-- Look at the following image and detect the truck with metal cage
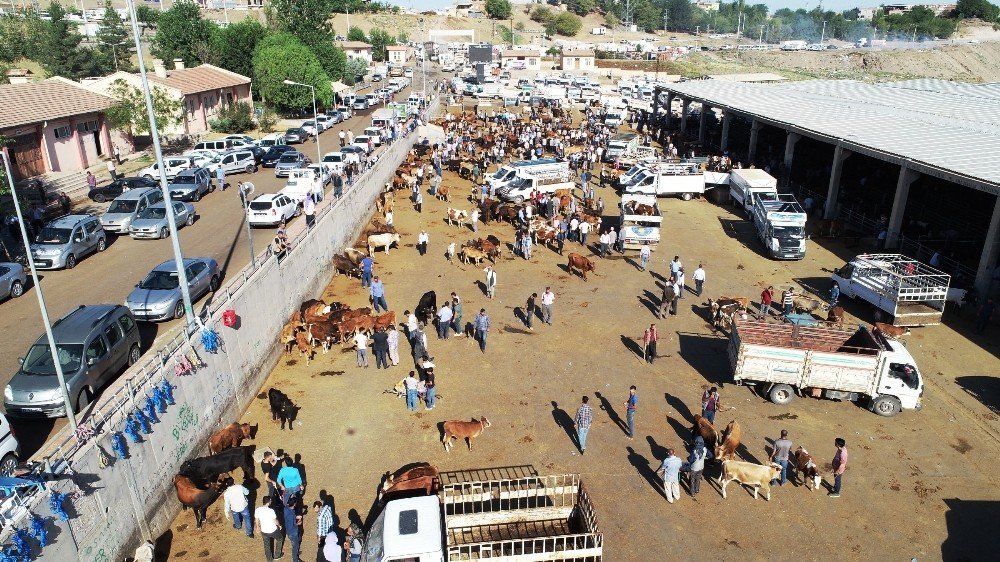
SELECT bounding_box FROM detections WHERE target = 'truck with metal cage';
[360,472,603,561]
[830,253,950,326]
[729,319,924,417]
[750,192,807,260]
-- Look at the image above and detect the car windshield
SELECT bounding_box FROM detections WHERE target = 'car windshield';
[35,227,72,245]
[108,199,138,214]
[138,270,180,290]
[249,200,274,211]
[21,343,84,376]
[137,207,167,220]
[286,129,300,135]
[278,154,299,163]
[323,155,342,162]
[774,226,805,239]
[170,175,194,184]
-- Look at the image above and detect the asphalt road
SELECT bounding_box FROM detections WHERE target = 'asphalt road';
[1,74,431,456]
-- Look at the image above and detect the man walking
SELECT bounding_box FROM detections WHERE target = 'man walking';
[353,329,369,368]
[624,385,638,440]
[770,429,793,486]
[692,263,706,296]
[524,293,537,330]
[830,437,848,498]
[255,496,284,561]
[608,227,618,254]
[451,294,463,336]
[216,165,227,191]
[339,129,346,147]
[573,396,593,454]
[436,302,452,339]
[404,371,419,412]
[670,255,682,278]
[659,279,676,319]
[643,323,658,364]
[372,327,389,369]
[579,219,591,246]
[417,230,429,256]
[701,387,721,424]
[303,193,316,228]
[760,285,774,317]
[599,230,610,257]
[687,437,709,497]
[313,501,333,547]
[484,266,497,299]
[360,255,374,288]
[541,287,555,325]
[223,478,253,537]
[474,308,491,353]
[387,325,400,366]
[783,286,795,316]
[370,276,388,313]
[521,231,533,260]
[106,158,117,181]
[655,448,683,503]
[639,242,651,271]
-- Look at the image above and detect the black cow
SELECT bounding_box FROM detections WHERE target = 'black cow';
[415,291,437,325]
[268,387,298,431]
[179,445,255,485]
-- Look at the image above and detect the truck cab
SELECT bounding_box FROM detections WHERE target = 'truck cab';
[603,133,638,162]
[750,193,807,259]
[620,194,662,250]
[363,495,443,562]
[486,158,567,194]
[729,168,778,211]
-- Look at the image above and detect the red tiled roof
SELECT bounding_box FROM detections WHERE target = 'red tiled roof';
[146,64,250,96]
[0,78,112,130]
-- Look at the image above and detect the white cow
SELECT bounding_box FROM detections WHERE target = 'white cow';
[368,232,401,255]
[718,460,781,501]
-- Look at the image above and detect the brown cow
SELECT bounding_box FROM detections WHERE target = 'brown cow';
[373,311,396,331]
[328,307,371,324]
[280,320,303,354]
[691,414,720,451]
[338,315,376,342]
[309,321,342,352]
[296,325,313,365]
[718,460,781,500]
[344,247,367,266]
[300,299,329,324]
[378,463,441,503]
[714,420,742,461]
[567,253,596,281]
[173,474,223,528]
[793,446,822,490]
[442,417,491,452]
[209,422,251,454]
[332,255,361,278]
[874,322,911,339]
[460,246,487,265]
[436,185,451,201]
[827,305,845,327]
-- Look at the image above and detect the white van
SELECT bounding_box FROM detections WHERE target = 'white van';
[371,108,395,131]
[258,133,287,148]
[487,158,569,193]
[193,139,231,155]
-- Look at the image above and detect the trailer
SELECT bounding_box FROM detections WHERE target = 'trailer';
[622,162,706,201]
[729,319,924,417]
[362,472,603,561]
[831,254,950,326]
[619,194,662,250]
[729,168,777,211]
[750,193,807,259]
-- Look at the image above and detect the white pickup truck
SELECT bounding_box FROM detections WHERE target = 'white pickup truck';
[831,253,949,326]
[279,168,324,205]
[361,472,603,562]
[729,319,924,417]
[622,162,706,201]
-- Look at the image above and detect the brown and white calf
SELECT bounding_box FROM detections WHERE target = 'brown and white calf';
[718,460,781,500]
[793,446,822,490]
[442,417,491,452]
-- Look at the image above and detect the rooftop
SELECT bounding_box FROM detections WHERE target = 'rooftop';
[0,78,112,130]
[664,79,1000,194]
[501,50,540,58]
[339,41,373,50]
[386,45,409,51]
[562,50,596,57]
[147,64,250,96]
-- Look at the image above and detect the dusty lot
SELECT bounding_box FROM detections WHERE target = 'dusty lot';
[158,132,1000,561]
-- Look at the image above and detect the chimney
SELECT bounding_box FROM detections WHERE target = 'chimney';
[153,59,167,79]
[173,58,185,70]
[6,69,32,85]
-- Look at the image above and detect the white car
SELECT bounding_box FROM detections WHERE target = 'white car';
[247,193,300,227]
[362,127,384,146]
[352,135,374,154]
[301,120,319,136]
[306,163,332,186]
[0,412,20,476]
[183,150,218,169]
[138,156,195,180]
[403,68,413,78]
[441,63,455,72]
[322,151,345,174]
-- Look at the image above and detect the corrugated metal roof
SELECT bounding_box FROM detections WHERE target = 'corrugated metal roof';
[664,79,1000,193]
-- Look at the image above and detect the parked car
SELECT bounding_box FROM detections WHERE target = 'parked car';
[124,258,220,322]
[363,127,384,146]
[284,127,308,144]
[404,68,413,78]
[192,139,231,155]
[128,201,195,240]
[0,262,27,301]
[372,73,383,82]
[340,144,366,163]
[306,163,332,186]
[247,193,300,227]
[258,133,287,148]
[4,304,142,417]
[336,105,353,120]
[30,214,106,270]
[301,120,319,136]
[167,168,213,202]
[138,156,195,180]
[0,413,20,475]
[315,114,335,130]
[87,176,157,204]
[262,145,297,167]
[352,98,369,111]
[100,187,164,234]
[210,149,258,175]
[352,135,374,154]
[274,151,310,177]
[224,134,257,146]
[321,151,345,174]
[182,149,218,169]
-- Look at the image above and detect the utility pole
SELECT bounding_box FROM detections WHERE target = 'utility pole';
[695,25,700,36]
[821,20,827,45]
[663,10,668,34]
[758,24,764,45]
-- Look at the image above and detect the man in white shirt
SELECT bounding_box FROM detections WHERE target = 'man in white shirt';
[579,220,591,246]
[692,263,706,296]
[436,303,453,340]
[223,479,253,537]
[255,496,283,560]
[403,370,420,412]
[541,287,555,325]
[417,230,429,256]
[639,243,651,271]
[670,256,682,277]
[569,217,580,241]
[353,330,369,368]
[599,231,610,257]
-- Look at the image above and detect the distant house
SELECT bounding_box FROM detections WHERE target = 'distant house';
[694,1,720,11]
[500,49,541,70]
[84,60,253,137]
[0,78,117,180]
[339,41,374,64]
[560,50,595,71]
[453,1,474,16]
[386,45,411,65]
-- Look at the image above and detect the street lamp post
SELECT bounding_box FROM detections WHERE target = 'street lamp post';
[239,182,256,267]
[283,80,323,165]
[124,0,197,329]
[1,152,77,431]
[821,21,828,46]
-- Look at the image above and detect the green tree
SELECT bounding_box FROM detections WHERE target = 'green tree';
[268,0,334,48]
[209,18,265,78]
[0,13,46,63]
[566,0,595,17]
[604,12,619,28]
[530,6,553,23]
[104,78,183,140]
[664,0,694,30]
[134,4,159,32]
[253,33,332,111]
[210,101,255,133]
[96,0,132,71]
[40,2,112,79]
[546,12,582,36]
[398,31,409,43]
[347,26,367,42]
[152,0,216,68]
[344,57,368,85]
[485,0,512,19]
[957,0,1000,21]
[368,27,396,61]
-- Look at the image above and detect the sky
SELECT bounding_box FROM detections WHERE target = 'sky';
[389,1,864,15]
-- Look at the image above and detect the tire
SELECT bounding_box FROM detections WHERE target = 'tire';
[127,344,141,366]
[514,195,524,204]
[768,383,795,406]
[872,395,901,417]
[186,214,195,227]
[144,174,153,180]
[76,388,92,413]
[173,301,185,320]
[244,164,253,173]
[293,206,302,217]
[65,254,77,269]
[97,238,107,252]
[209,275,220,292]
[0,453,17,477]
[193,191,201,202]
[93,193,107,203]
[9,280,24,298]
[160,227,169,239]
[682,192,693,201]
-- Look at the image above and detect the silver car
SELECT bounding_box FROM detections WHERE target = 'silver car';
[128,201,195,240]
[168,167,213,202]
[274,151,310,178]
[125,258,221,322]
[30,214,107,270]
[0,262,27,301]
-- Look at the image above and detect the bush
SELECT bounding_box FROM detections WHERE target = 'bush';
[210,101,256,133]
[257,108,278,133]
[546,12,582,36]
[485,0,512,19]
[530,6,553,23]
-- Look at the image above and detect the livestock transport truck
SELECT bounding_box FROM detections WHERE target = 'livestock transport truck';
[831,253,950,326]
[361,473,603,561]
[750,193,807,260]
[728,319,924,417]
[729,168,778,212]
[619,194,662,250]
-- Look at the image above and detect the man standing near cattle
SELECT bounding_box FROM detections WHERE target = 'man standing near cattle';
[770,429,793,487]
[223,477,254,538]
[692,263,706,296]
[643,323,658,364]
[370,276,388,313]
[474,308,491,352]
[451,293,463,336]
[686,437,709,497]
[254,496,284,561]
[701,387,721,424]
[360,254,374,288]
[830,437,848,498]
[574,396,594,455]
[655,448,683,503]
[436,302,453,339]
[484,266,498,300]
[541,287,555,325]
[624,386,638,440]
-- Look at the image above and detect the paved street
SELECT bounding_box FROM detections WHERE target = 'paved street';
[0,75,430,455]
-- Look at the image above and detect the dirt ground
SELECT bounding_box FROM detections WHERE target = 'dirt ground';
[157,120,1000,561]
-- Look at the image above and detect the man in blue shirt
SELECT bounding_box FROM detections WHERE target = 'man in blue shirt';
[623,385,638,440]
[474,308,490,353]
[360,255,374,288]
[655,448,683,503]
[370,276,388,313]
[276,460,302,504]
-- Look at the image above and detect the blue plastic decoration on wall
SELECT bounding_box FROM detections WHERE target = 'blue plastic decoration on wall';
[135,410,151,434]
[111,432,128,459]
[49,491,69,522]
[124,416,141,443]
[143,396,159,424]
[152,387,168,413]
[29,516,47,547]
[160,379,175,405]
[201,327,221,353]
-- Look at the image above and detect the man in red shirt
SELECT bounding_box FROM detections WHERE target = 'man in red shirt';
[760,286,774,318]
[830,437,848,498]
[643,324,658,364]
